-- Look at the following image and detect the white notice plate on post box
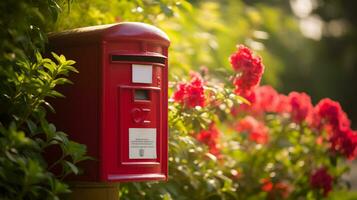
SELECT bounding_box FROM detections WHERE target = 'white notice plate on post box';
[132,64,152,84]
[129,128,157,159]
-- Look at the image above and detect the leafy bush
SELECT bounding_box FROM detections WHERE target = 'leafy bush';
[120,45,357,200]
[2,1,355,199]
[0,0,88,199]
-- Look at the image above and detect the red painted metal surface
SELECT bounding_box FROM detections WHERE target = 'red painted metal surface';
[48,22,169,182]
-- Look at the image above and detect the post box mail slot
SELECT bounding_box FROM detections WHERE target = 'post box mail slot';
[48,22,169,182]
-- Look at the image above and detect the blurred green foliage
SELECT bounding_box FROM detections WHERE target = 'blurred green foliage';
[120,67,354,199]
[48,0,357,198]
[0,0,89,199]
[53,0,357,128]
[328,190,357,200]
[1,0,355,199]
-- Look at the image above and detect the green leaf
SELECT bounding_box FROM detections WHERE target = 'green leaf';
[44,101,56,113]
[162,193,173,200]
[63,141,88,163]
[50,178,70,195]
[64,161,79,175]
[49,90,65,98]
[53,77,73,85]
[38,69,52,80]
[65,60,76,66]
[235,95,250,105]
[51,52,64,64]
[62,65,79,73]
[52,131,69,145]
[26,120,37,135]
[43,62,56,74]
[35,52,43,62]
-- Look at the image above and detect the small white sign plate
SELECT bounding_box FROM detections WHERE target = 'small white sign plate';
[132,64,152,84]
[129,128,157,159]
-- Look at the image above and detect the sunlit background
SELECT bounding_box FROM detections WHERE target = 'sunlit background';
[57,0,357,128]
[53,0,357,190]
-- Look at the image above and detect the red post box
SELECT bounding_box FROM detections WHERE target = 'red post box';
[48,22,169,182]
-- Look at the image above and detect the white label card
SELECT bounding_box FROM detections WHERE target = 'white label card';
[132,64,152,84]
[129,128,157,159]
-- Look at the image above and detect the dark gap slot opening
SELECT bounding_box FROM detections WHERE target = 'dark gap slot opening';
[111,55,165,64]
[135,89,150,101]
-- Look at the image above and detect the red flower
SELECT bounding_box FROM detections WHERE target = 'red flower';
[172,72,206,108]
[316,135,324,145]
[186,73,205,108]
[288,92,313,123]
[274,182,291,199]
[246,85,280,115]
[196,123,221,156]
[254,86,279,113]
[275,94,291,114]
[232,90,256,116]
[313,99,357,159]
[230,45,264,96]
[233,86,292,117]
[261,178,273,192]
[261,178,291,199]
[173,83,187,103]
[314,98,350,132]
[329,128,357,160]
[310,168,333,196]
[250,129,269,145]
[230,45,254,71]
[236,116,269,144]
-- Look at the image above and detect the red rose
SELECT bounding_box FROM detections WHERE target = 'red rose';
[230,45,264,96]
[233,86,292,117]
[329,128,357,160]
[172,72,206,108]
[314,98,357,159]
[185,74,205,108]
[274,182,291,199]
[261,178,291,199]
[196,123,221,156]
[310,167,333,196]
[249,85,280,115]
[236,116,269,144]
[288,92,313,123]
[275,94,291,114]
[254,85,279,113]
[173,83,187,103]
[261,178,274,192]
[314,98,350,132]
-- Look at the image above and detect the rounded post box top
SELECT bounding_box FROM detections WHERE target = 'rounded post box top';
[49,22,170,46]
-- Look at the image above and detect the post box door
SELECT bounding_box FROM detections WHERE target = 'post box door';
[118,85,162,166]
[103,52,166,180]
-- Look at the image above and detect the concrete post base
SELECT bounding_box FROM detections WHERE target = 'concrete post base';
[66,182,119,200]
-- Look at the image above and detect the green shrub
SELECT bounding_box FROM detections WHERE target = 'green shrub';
[0,1,88,199]
[120,46,357,200]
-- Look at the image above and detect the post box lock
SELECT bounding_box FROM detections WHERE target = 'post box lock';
[48,22,169,182]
